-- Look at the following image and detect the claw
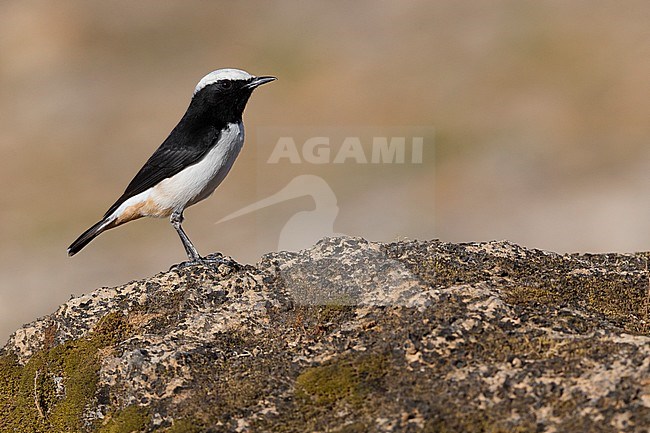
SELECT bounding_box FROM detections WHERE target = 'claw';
[168,253,239,272]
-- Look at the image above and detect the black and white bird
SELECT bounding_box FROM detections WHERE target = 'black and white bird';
[67,68,275,263]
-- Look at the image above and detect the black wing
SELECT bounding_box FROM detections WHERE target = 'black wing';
[103,125,221,218]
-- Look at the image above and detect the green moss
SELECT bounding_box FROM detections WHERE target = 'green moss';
[333,422,369,433]
[0,354,21,425]
[97,405,148,433]
[92,312,133,347]
[163,418,204,433]
[314,303,355,325]
[504,285,561,306]
[0,312,133,432]
[295,354,386,406]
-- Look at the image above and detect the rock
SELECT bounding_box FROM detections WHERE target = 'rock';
[1,236,650,432]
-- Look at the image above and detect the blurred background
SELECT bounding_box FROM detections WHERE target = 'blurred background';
[1,0,648,344]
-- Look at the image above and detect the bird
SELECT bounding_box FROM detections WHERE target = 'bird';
[67,68,276,263]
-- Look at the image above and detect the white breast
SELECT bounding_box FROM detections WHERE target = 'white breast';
[152,121,245,211]
[109,122,244,222]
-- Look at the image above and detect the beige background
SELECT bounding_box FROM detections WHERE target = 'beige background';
[1,1,649,344]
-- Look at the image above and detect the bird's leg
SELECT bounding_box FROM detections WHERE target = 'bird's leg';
[170,210,202,263]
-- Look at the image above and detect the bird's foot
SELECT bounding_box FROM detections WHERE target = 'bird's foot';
[169,260,198,271]
[201,253,240,269]
[169,252,239,272]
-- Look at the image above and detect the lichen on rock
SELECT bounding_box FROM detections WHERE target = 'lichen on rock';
[1,237,650,432]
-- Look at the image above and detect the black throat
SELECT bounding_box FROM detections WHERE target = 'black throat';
[182,82,254,129]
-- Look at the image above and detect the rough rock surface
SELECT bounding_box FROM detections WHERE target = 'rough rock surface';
[1,237,650,432]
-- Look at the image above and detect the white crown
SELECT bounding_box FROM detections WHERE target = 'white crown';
[194,68,253,95]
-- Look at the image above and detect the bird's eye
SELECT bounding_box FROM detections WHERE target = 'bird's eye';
[220,81,233,89]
